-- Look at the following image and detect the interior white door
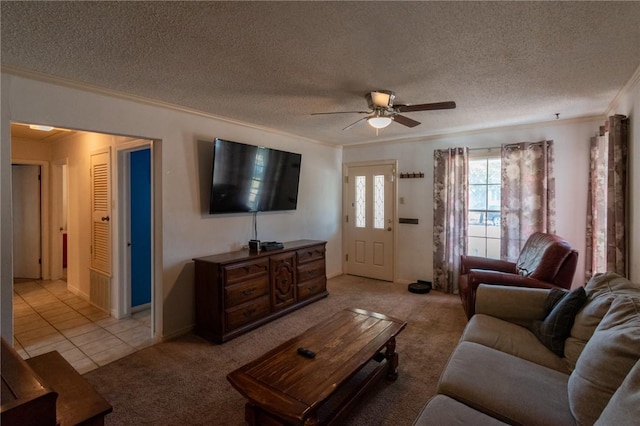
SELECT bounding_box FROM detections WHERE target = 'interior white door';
[345,164,395,281]
[12,164,42,279]
[90,150,111,275]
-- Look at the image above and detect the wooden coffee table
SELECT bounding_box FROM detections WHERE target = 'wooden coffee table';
[227,308,407,425]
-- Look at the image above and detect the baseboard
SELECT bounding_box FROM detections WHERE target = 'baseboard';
[131,303,151,313]
[67,285,89,300]
[160,324,195,343]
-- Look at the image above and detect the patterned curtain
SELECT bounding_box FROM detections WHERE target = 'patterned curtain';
[433,147,468,294]
[500,141,556,261]
[585,115,628,280]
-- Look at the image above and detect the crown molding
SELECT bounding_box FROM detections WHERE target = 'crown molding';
[606,62,640,116]
[342,115,605,150]
[1,65,340,150]
[3,65,617,151]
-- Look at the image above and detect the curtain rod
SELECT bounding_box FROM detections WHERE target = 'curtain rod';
[469,147,500,152]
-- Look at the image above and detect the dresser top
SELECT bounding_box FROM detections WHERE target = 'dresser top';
[193,239,326,264]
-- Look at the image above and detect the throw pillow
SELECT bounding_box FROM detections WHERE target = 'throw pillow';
[531,286,587,356]
[544,288,568,315]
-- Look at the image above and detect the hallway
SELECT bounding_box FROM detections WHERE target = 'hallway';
[13,279,153,374]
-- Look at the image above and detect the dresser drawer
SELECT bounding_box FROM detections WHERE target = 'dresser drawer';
[225,296,270,331]
[223,259,269,285]
[296,245,325,265]
[297,276,326,301]
[225,276,269,308]
[297,259,325,283]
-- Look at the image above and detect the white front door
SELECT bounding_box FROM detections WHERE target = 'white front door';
[345,163,395,281]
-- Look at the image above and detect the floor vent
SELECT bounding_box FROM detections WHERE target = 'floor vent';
[89,269,110,312]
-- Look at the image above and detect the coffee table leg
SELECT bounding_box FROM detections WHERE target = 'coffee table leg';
[385,337,399,381]
[245,403,258,426]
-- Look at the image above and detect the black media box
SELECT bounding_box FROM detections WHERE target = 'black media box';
[248,240,260,253]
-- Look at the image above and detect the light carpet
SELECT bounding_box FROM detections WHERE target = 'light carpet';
[84,274,467,425]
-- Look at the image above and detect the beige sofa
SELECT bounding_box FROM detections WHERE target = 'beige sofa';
[414,272,640,425]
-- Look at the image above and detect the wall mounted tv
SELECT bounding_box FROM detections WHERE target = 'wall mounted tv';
[209,138,302,214]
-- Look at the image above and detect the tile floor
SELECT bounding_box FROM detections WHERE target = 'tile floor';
[13,279,153,374]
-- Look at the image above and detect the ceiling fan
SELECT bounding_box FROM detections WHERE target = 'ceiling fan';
[311,90,456,131]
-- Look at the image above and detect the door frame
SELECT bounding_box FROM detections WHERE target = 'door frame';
[342,160,398,282]
[116,139,156,335]
[50,158,68,280]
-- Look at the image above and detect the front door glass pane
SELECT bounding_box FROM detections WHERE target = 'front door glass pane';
[355,176,366,228]
[373,175,384,229]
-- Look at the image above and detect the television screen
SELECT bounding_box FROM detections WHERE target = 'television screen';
[209,139,302,214]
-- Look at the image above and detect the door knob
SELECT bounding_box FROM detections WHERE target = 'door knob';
[387,227,392,231]
[101,216,110,222]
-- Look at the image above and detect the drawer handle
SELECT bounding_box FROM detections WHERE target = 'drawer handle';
[243,308,256,318]
[242,288,255,296]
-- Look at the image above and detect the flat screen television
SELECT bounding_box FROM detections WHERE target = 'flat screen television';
[209,138,302,214]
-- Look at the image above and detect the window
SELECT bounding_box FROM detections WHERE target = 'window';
[468,154,501,258]
[355,174,385,229]
[355,175,366,228]
[373,174,385,229]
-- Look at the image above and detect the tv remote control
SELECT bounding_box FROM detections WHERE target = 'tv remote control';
[297,347,316,359]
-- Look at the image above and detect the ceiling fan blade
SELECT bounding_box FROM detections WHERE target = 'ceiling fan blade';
[396,101,456,113]
[310,110,370,115]
[393,115,421,128]
[342,117,369,131]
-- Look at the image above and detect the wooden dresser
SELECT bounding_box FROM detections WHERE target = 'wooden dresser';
[193,240,327,343]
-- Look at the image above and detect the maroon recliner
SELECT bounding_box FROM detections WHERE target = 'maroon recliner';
[458,232,578,319]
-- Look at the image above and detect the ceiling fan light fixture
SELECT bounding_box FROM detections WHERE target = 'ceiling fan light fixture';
[370,91,392,108]
[368,115,392,129]
[29,124,54,131]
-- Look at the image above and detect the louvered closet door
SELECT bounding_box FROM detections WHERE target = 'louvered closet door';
[91,150,111,275]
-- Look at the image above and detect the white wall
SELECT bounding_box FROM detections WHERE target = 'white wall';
[1,73,343,341]
[343,118,603,289]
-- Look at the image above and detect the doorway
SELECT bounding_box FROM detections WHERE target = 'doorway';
[50,160,69,281]
[129,148,152,311]
[10,123,158,348]
[117,143,154,324]
[12,164,42,279]
[343,161,397,281]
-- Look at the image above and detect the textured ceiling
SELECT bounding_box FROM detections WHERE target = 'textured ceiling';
[2,1,640,146]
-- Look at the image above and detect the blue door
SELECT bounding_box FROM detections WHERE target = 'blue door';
[130,149,151,308]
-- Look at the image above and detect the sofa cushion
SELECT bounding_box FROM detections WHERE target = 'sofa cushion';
[586,271,640,298]
[594,359,640,425]
[568,296,640,425]
[438,342,574,425]
[475,285,549,327]
[530,286,586,356]
[413,395,509,426]
[461,314,569,373]
[564,294,614,370]
[564,272,640,370]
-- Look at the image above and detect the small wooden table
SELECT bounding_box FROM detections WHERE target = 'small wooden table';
[227,308,407,425]
[26,352,113,426]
